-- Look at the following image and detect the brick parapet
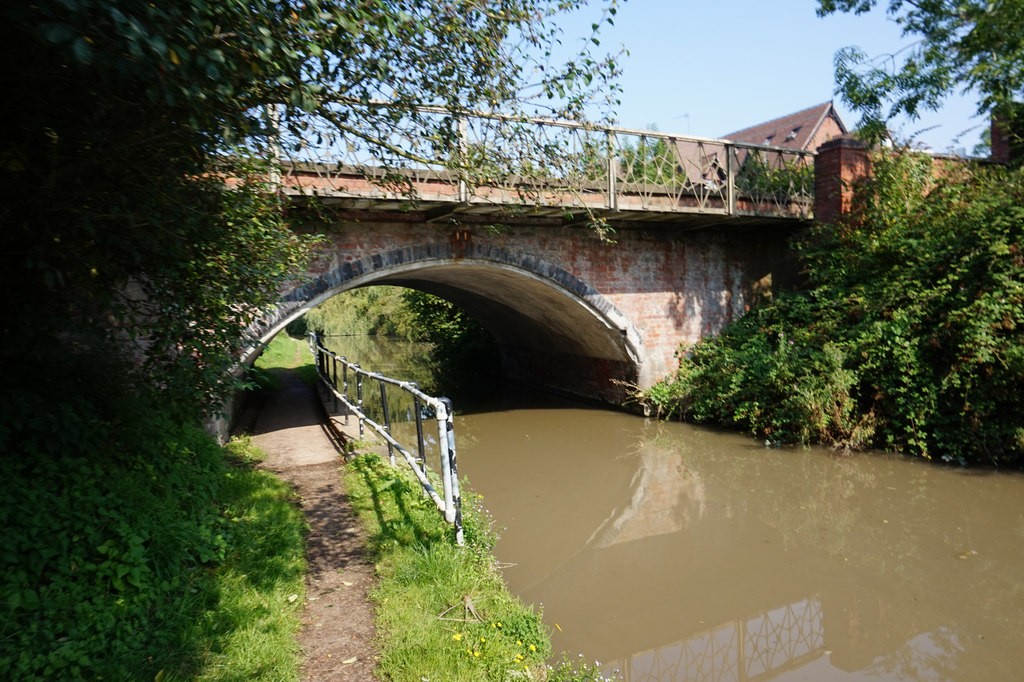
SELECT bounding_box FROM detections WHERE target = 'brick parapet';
[991,107,1024,165]
[814,136,872,225]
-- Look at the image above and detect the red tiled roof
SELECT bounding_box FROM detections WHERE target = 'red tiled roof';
[724,102,847,151]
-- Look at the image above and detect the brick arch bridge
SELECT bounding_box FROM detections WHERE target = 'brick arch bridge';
[257,213,797,404]
[252,125,859,404]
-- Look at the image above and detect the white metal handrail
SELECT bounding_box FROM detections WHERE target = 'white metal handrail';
[309,332,464,545]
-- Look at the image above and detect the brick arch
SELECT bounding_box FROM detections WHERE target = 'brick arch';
[258,245,649,404]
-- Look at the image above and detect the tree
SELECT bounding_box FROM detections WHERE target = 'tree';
[0,3,624,675]
[0,0,623,420]
[618,130,682,185]
[817,0,1024,141]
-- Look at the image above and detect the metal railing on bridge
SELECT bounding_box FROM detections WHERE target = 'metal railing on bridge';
[279,103,815,221]
[309,332,464,545]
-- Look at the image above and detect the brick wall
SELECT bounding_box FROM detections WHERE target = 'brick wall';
[282,216,794,402]
[813,136,872,224]
[991,107,1024,164]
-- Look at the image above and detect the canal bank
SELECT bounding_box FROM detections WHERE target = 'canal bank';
[321,333,1024,682]
[240,339,599,681]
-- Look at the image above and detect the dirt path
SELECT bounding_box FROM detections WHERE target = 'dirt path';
[239,369,379,681]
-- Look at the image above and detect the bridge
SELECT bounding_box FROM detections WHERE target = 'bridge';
[254,109,854,403]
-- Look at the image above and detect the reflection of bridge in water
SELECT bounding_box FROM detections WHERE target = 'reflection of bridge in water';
[495,430,966,682]
[611,597,824,682]
[582,450,827,680]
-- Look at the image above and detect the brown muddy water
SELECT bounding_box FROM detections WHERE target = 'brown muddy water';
[325,336,1024,681]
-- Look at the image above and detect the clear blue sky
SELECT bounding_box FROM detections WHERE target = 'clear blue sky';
[561,0,985,154]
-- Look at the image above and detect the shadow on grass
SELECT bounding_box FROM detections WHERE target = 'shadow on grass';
[348,454,446,554]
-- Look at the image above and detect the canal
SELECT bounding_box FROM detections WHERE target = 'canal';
[325,335,1024,681]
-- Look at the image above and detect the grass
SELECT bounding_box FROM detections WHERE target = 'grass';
[343,453,552,681]
[251,332,318,388]
[248,330,617,680]
[178,437,308,682]
[342,453,621,681]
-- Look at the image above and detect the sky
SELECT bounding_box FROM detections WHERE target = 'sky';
[559,0,986,154]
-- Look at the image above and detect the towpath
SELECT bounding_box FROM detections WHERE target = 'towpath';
[241,368,379,681]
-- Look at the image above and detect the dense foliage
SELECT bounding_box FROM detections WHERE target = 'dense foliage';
[1,0,620,676]
[647,150,1024,466]
[0,401,307,679]
[304,286,422,340]
[818,0,1024,141]
[304,286,500,394]
[401,290,502,388]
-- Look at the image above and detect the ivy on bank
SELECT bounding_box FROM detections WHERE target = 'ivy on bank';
[646,149,1024,466]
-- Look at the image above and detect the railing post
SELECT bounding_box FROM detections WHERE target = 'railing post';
[726,142,737,215]
[331,354,339,413]
[435,399,454,519]
[436,397,463,545]
[311,332,320,374]
[412,383,426,472]
[606,129,618,211]
[355,365,364,438]
[457,115,469,203]
[341,359,349,426]
[378,377,394,465]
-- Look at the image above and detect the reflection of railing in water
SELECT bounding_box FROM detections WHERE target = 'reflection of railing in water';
[309,332,463,545]
[610,598,824,682]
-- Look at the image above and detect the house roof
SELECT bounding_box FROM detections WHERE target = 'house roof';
[723,102,847,151]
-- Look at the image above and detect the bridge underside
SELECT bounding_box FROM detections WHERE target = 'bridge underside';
[376,262,639,403]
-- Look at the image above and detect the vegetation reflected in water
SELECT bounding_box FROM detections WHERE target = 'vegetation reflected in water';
[318,334,1024,681]
[461,410,1024,681]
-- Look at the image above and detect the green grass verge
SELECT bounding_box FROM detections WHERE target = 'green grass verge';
[344,454,550,680]
[251,333,318,388]
[181,437,308,682]
[343,454,618,681]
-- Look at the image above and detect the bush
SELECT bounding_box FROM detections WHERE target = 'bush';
[0,354,305,679]
[647,149,1024,465]
[648,293,867,449]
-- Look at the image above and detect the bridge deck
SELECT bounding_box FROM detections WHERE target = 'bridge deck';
[279,112,815,227]
[282,163,813,228]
